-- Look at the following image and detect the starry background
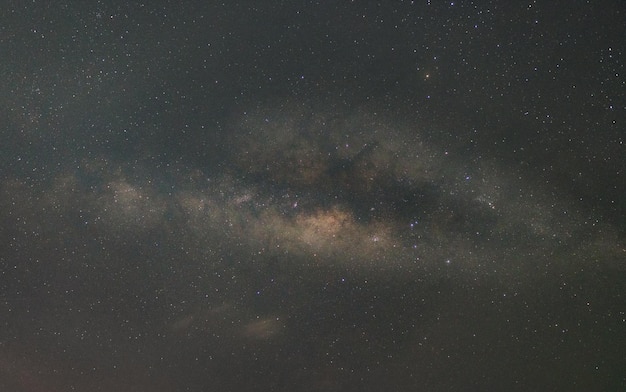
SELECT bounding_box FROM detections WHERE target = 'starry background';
[1,1,625,391]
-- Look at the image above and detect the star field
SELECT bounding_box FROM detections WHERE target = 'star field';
[0,1,625,391]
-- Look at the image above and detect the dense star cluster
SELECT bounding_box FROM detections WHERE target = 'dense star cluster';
[1,1,625,391]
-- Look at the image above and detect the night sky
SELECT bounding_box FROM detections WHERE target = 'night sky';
[1,1,625,391]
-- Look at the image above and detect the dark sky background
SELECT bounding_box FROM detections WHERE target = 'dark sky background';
[1,1,625,391]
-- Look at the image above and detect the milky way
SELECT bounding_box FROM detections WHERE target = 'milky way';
[1,1,624,391]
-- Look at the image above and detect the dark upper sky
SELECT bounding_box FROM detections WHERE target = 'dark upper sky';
[1,1,625,391]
